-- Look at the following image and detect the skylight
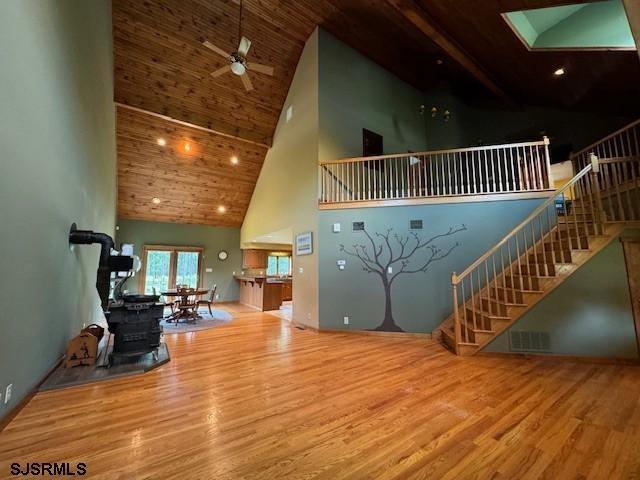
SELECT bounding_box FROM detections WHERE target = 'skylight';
[503,0,636,50]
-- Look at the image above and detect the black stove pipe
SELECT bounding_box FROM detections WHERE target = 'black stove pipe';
[69,223,114,311]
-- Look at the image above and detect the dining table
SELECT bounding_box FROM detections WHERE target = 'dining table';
[161,288,209,323]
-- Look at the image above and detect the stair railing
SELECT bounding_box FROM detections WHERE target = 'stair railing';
[450,162,602,354]
[586,155,640,223]
[319,138,552,204]
[572,119,640,170]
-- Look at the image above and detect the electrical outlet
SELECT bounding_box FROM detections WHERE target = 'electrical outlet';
[215,294,220,300]
[4,384,12,405]
[307,313,311,320]
[388,266,393,274]
[343,316,349,325]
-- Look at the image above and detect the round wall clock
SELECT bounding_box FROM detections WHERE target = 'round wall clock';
[218,250,229,261]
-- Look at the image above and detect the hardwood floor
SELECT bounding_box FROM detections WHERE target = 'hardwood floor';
[1,308,640,479]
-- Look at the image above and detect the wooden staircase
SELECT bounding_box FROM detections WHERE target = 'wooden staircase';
[438,152,639,356]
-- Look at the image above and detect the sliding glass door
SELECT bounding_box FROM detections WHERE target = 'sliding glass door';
[141,246,203,294]
[144,249,172,295]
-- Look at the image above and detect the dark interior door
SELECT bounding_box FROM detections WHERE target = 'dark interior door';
[363,128,383,157]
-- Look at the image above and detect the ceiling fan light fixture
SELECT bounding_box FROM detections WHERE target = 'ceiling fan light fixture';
[231,61,246,76]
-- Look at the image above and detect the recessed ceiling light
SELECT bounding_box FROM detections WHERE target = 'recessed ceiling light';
[152,197,161,204]
[157,138,166,146]
[184,142,191,152]
[217,205,226,213]
[554,67,566,76]
[231,155,239,165]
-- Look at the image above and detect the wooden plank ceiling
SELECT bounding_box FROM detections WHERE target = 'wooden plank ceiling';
[114,0,640,227]
[413,0,640,113]
[117,107,266,227]
[113,0,466,227]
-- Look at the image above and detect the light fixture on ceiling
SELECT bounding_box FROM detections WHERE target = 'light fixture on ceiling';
[554,67,566,77]
[184,142,191,152]
[152,197,161,204]
[231,155,239,165]
[230,61,246,76]
[157,138,166,146]
[218,205,227,213]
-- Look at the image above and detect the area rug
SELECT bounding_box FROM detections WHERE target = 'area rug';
[160,308,234,334]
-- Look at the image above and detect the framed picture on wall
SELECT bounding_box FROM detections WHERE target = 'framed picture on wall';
[295,232,313,256]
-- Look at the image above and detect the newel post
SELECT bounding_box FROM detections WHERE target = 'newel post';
[451,272,461,355]
[590,153,605,235]
[543,136,554,189]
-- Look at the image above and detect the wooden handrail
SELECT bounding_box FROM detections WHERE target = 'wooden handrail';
[320,138,549,165]
[571,118,640,160]
[453,164,593,284]
[598,155,640,164]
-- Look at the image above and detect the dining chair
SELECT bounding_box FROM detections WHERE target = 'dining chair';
[153,287,176,313]
[196,284,217,315]
[177,286,197,309]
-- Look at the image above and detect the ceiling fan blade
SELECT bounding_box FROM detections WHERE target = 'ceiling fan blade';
[246,62,274,76]
[211,65,231,78]
[240,72,254,92]
[202,40,230,59]
[237,36,252,57]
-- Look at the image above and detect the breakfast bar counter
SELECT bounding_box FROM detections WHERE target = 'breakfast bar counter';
[235,275,283,311]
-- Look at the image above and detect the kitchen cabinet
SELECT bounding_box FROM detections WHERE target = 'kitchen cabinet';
[235,276,283,311]
[242,249,267,269]
[281,281,292,301]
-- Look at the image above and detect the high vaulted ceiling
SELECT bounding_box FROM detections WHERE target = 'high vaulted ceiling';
[113,0,640,227]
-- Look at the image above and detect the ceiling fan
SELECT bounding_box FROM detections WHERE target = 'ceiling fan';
[202,0,274,92]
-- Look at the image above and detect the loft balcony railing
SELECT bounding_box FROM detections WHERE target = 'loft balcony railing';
[318,139,553,206]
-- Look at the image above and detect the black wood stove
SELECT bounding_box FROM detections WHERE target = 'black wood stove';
[108,295,163,360]
[68,224,164,365]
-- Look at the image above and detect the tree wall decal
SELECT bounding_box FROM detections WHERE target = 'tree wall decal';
[340,224,467,332]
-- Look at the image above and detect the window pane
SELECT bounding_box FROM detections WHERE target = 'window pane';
[176,251,200,288]
[267,256,278,276]
[278,256,291,275]
[145,250,171,294]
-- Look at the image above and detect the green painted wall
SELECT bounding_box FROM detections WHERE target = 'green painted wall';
[241,28,319,328]
[318,29,428,161]
[485,230,640,359]
[318,199,543,333]
[0,1,116,419]
[540,0,634,48]
[116,219,242,301]
[424,86,633,152]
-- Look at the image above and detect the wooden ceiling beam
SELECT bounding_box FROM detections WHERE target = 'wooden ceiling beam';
[386,0,514,104]
[115,103,271,149]
[623,0,640,62]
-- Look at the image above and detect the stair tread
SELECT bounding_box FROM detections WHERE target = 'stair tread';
[441,328,479,347]
[480,296,527,307]
[466,307,511,320]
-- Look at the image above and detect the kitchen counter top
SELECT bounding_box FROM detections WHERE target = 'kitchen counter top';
[236,275,283,311]
[234,275,265,283]
[266,277,292,283]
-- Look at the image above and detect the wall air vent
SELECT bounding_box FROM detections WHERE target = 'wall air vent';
[509,330,551,352]
[410,220,423,230]
[352,222,365,231]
